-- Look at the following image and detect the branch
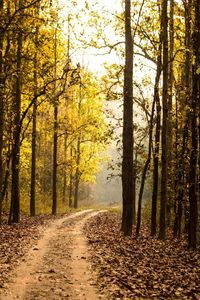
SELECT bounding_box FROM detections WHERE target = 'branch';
[133,0,145,39]
[3,0,42,34]
[134,42,157,64]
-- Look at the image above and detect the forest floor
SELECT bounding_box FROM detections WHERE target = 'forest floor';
[84,212,200,300]
[0,210,199,300]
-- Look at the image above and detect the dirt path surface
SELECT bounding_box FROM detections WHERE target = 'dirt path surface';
[0,210,104,300]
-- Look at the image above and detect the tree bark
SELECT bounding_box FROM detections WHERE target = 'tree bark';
[151,46,162,236]
[30,25,39,217]
[121,0,134,236]
[10,1,23,223]
[174,0,192,237]
[52,104,58,215]
[52,26,58,215]
[188,0,200,248]
[159,0,168,240]
[166,0,174,228]
[173,87,182,238]
[0,0,4,222]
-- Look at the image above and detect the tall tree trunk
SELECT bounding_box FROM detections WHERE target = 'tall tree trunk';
[173,86,182,238]
[151,42,162,237]
[52,105,58,215]
[62,16,70,206]
[0,0,4,222]
[30,26,39,217]
[197,2,200,247]
[52,26,58,215]
[159,0,168,240]
[136,100,155,236]
[9,1,23,223]
[166,0,174,228]
[121,0,134,236]
[174,0,192,237]
[2,2,11,207]
[188,0,200,248]
[2,1,11,206]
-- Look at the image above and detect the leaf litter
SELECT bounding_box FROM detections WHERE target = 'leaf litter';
[84,212,200,300]
[0,214,59,290]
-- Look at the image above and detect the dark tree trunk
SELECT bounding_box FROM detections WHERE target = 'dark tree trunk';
[173,84,185,239]
[121,0,134,236]
[159,0,168,240]
[2,146,11,202]
[0,0,4,222]
[173,89,181,238]
[52,27,58,216]
[136,100,155,236]
[188,0,200,248]
[174,0,191,238]
[151,42,162,237]
[30,87,37,216]
[2,2,11,206]
[166,0,174,228]
[9,8,23,223]
[30,26,39,217]
[52,105,58,215]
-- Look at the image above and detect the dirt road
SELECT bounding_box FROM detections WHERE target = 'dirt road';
[0,210,103,300]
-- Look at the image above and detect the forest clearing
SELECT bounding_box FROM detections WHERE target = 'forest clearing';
[0,0,200,299]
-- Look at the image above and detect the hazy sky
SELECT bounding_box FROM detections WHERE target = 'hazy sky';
[58,0,123,73]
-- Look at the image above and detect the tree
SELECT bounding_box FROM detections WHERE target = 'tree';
[151,40,162,237]
[159,0,168,240]
[73,73,82,209]
[30,6,40,217]
[52,25,58,216]
[121,0,134,236]
[173,0,192,238]
[0,0,111,220]
[0,0,4,221]
[188,0,200,248]
[9,0,23,224]
[166,0,174,228]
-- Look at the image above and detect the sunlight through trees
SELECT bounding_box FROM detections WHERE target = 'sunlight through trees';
[0,0,199,249]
